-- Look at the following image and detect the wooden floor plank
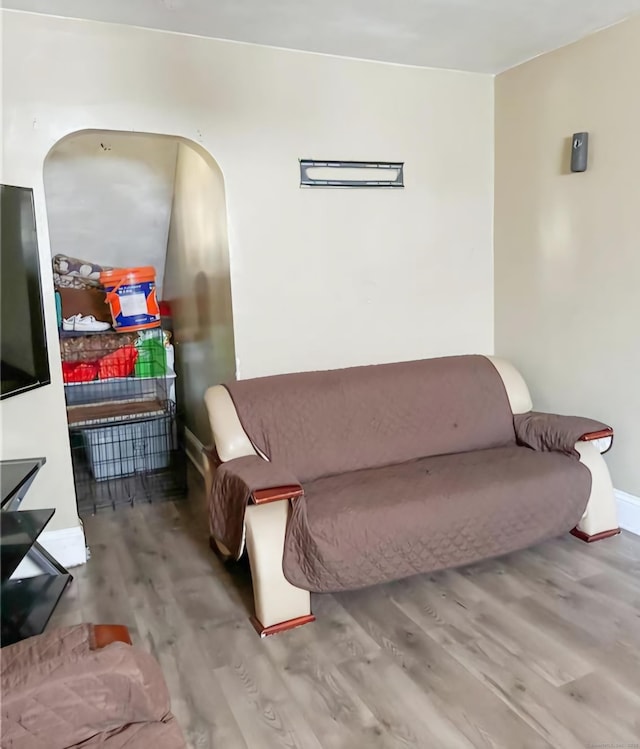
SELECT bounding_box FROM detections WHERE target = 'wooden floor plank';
[49,474,640,749]
[338,652,478,748]
[266,648,392,749]
[559,671,640,742]
[215,654,325,749]
[339,589,554,749]
[440,632,629,749]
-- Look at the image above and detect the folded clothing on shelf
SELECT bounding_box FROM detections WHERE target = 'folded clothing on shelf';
[53,253,110,289]
[60,332,138,363]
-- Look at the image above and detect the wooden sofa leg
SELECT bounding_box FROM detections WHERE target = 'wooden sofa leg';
[244,502,314,637]
[570,527,620,543]
[249,614,316,637]
[573,442,620,543]
[92,625,132,649]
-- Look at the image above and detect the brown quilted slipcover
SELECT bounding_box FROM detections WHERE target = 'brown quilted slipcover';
[211,455,301,558]
[1,625,185,749]
[514,411,612,456]
[225,355,516,482]
[210,355,600,592]
[282,446,591,592]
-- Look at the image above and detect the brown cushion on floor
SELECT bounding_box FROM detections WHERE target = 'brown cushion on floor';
[1,642,175,749]
[1,624,93,693]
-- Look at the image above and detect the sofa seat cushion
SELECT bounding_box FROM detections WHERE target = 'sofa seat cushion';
[282,446,592,592]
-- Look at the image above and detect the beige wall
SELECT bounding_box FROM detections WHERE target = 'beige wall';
[495,16,640,496]
[0,191,79,531]
[0,10,494,528]
[163,141,236,445]
[44,131,178,296]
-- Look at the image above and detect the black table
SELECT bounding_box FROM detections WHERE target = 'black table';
[1,458,72,646]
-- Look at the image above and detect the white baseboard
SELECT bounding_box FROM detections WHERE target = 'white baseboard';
[184,426,206,477]
[11,524,88,578]
[616,489,640,536]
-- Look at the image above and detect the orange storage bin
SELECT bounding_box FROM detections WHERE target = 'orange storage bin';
[100,267,161,333]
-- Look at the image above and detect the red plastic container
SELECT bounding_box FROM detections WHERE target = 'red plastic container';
[62,361,99,383]
[98,346,138,379]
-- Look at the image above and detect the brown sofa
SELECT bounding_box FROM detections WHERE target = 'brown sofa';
[204,355,619,636]
[1,624,186,748]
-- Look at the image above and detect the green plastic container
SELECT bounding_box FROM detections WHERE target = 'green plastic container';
[134,336,166,378]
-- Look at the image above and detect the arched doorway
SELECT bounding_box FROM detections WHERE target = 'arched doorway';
[44,130,235,515]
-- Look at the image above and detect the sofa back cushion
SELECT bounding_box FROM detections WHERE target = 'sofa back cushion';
[225,355,515,482]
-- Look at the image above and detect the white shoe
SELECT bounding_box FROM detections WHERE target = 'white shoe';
[62,314,111,332]
[62,314,79,330]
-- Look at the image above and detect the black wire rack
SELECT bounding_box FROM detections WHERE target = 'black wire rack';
[61,329,186,516]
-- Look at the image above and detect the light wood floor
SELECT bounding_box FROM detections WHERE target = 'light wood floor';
[51,473,640,749]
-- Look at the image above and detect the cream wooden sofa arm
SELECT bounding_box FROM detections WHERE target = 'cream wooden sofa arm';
[572,437,619,541]
[245,501,315,636]
[204,385,314,636]
[487,356,619,542]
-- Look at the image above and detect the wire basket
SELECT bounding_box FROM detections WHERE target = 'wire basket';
[62,328,186,515]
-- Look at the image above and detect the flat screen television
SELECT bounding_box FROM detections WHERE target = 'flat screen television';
[1,184,51,399]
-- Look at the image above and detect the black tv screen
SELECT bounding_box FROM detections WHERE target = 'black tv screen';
[1,184,51,399]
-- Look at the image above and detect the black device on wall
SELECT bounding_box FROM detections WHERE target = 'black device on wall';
[1,185,51,399]
[571,132,589,172]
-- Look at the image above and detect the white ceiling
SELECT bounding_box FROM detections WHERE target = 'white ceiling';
[5,0,640,73]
